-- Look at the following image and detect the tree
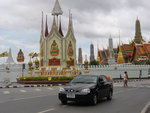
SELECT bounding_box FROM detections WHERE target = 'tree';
[132,60,140,65]
[89,60,99,65]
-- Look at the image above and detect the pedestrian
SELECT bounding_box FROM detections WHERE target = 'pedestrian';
[123,71,128,87]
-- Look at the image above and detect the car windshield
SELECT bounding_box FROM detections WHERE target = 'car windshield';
[71,76,97,84]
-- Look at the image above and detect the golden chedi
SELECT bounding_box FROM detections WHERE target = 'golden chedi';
[17,49,25,62]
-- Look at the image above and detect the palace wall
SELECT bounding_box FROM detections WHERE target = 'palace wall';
[0,64,149,82]
[79,64,150,78]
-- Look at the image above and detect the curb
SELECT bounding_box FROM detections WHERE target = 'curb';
[0,79,147,89]
[0,84,61,89]
[113,79,144,83]
[141,101,150,113]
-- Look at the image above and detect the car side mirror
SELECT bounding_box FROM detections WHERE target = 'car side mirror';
[98,78,104,85]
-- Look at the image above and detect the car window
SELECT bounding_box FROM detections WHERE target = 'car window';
[71,76,98,84]
[102,75,108,82]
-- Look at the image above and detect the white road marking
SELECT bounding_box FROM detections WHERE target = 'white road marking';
[141,101,150,113]
[35,88,41,91]
[47,87,53,90]
[3,91,10,94]
[38,108,55,113]
[113,91,124,95]
[127,88,138,91]
[62,105,67,108]
[20,90,27,93]
[0,94,52,104]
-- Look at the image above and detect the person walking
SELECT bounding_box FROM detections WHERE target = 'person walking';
[123,71,128,87]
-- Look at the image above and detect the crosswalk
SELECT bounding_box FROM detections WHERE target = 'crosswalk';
[0,87,57,95]
[3,91,10,94]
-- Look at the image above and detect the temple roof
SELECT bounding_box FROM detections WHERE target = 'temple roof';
[143,43,150,54]
[135,44,147,56]
[48,16,63,38]
[121,44,134,56]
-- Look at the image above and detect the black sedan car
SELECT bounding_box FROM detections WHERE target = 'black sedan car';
[58,74,113,105]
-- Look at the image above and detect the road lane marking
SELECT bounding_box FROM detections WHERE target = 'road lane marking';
[20,90,27,93]
[62,105,67,108]
[113,91,124,95]
[35,88,41,91]
[47,87,53,90]
[3,91,10,94]
[38,108,55,113]
[0,94,55,104]
[127,88,138,91]
[141,101,150,113]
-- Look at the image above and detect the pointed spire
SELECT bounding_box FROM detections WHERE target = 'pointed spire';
[49,16,63,38]
[134,18,144,44]
[50,16,57,32]
[52,0,63,16]
[135,18,142,38]
[45,15,49,37]
[117,37,124,64]
[119,31,121,46]
[6,48,15,64]
[40,11,44,37]
[59,17,64,36]
[66,10,74,36]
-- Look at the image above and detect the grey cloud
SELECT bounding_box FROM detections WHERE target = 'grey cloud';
[0,0,150,62]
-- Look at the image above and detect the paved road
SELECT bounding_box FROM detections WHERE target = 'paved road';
[0,80,149,113]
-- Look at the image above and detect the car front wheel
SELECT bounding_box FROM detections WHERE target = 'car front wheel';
[107,90,112,100]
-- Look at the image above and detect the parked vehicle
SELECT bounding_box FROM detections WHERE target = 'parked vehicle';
[58,74,113,105]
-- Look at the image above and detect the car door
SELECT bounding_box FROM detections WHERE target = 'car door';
[101,75,110,97]
[97,76,105,98]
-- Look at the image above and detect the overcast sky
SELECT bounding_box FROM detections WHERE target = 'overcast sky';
[0,0,150,63]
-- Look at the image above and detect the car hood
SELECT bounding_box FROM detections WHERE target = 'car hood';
[64,83,96,90]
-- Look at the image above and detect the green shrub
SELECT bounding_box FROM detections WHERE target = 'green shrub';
[17,76,75,82]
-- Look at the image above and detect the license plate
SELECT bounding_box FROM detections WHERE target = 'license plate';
[67,93,75,98]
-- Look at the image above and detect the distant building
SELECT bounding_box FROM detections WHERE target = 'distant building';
[78,48,83,64]
[90,43,95,62]
[6,48,15,64]
[97,18,150,65]
[108,36,116,64]
[119,18,150,64]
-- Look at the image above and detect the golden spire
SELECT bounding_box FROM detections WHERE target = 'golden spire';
[117,34,125,64]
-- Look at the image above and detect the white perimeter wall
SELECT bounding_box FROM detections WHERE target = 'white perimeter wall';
[0,64,149,82]
[79,64,150,78]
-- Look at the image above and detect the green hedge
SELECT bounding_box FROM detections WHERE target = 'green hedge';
[17,76,75,82]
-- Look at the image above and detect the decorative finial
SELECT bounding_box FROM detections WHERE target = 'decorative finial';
[52,0,63,16]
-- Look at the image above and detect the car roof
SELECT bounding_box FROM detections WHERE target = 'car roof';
[78,74,104,77]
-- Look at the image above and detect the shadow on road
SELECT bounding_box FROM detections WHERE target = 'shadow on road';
[61,98,113,107]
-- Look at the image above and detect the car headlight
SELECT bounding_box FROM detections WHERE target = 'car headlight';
[81,88,90,93]
[59,87,65,92]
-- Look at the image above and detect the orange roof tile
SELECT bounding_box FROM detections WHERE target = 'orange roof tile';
[136,45,147,56]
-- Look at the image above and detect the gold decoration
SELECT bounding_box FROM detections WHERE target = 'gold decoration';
[34,58,39,70]
[28,60,33,71]
[68,41,73,56]
[17,49,25,62]
[50,40,59,56]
